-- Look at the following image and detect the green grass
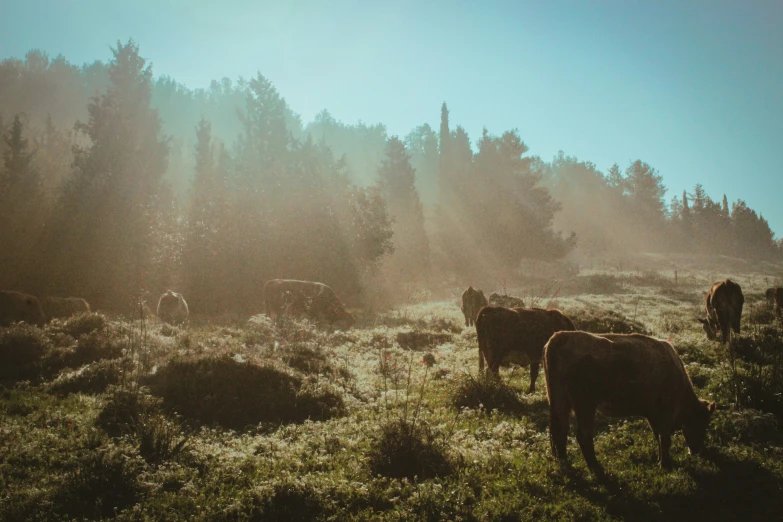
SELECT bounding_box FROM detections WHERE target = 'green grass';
[2,266,783,521]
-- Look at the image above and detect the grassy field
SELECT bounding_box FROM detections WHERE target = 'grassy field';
[2,264,783,521]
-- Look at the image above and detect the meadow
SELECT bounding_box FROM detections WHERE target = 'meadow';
[2,259,783,521]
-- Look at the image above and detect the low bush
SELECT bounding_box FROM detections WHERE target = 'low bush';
[97,387,162,437]
[568,308,649,335]
[47,359,122,396]
[0,323,51,381]
[59,312,107,338]
[451,373,524,414]
[395,330,453,351]
[146,355,345,429]
[367,418,452,480]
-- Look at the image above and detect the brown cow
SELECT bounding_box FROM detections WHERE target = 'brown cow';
[42,296,91,321]
[263,279,355,329]
[461,286,488,327]
[0,290,46,327]
[765,287,783,313]
[488,292,525,308]
[698,279,744,343]
[544,331,715,474]
[476,306,575,393]
[157,290,189,325]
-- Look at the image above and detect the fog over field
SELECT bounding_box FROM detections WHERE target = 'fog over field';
[1,2,783,521]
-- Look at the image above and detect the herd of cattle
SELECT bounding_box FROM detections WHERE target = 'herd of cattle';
[1,277,781,474]
[461,278,777,474]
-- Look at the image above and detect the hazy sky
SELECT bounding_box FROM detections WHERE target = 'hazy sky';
[2,0,782,234]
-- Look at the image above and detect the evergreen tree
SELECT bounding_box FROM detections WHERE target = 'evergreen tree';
[378,136,430,281]
[35,40,170,307]
[0,114,45,288]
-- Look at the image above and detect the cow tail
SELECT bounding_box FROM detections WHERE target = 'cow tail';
[544,332,570,460]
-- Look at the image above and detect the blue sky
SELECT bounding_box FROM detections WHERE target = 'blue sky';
[2,0,782,234]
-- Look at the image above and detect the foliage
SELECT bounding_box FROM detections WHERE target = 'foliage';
[568,308,649,335]
[0,323,51,381]
[146,355,345,429]
[450,373,525,414]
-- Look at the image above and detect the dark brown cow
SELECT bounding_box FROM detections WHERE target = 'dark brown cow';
[765,287,783,313]
[461,286,488,327]
[544,331,715,474]
[42,296,91,321]
[698,279,744,343]
[0,290,46,327]
[488,292,525,308]
[476,306,575,393]
[157,290,189,325]
[263,279,355,329]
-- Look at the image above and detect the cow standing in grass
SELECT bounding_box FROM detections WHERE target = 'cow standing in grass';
[698,279,744,343]
[157,290,189,325]
[461,286,487,327]
[0,290,46,327]
[476,306,574,393]
[263,279,355,329]
[42,296,91,321]
[544,331,715,474]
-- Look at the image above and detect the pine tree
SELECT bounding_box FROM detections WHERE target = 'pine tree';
[378,136,430,281]
[35,40,170,307]
[0,115,45,288]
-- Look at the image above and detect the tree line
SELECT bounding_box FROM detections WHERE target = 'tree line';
[0,42,779,312]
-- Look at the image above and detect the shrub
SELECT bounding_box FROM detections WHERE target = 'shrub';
[97,387,161,437]
[0,323,51,381]
[48,359,122,396]
[450,373,524,414]
[395,330,453,351]
[746,303,778,327]
[367,418,452,480]
[568,308,649,335]
[146,355,344,429]
[60,312,107,338]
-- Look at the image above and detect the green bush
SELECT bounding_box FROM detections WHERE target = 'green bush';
[146,355,345,429]
[569,308,649,335]
[0,323,51,381]
[367,418,452,480]
[60,312,107,338]
[48,359,122,396]
[97,387,161,437]
[451,373,524,414]
[395,330,453,351]
[711,409,782,447]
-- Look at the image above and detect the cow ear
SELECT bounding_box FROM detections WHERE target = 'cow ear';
[708,402,716,413]
[697,318,707,324]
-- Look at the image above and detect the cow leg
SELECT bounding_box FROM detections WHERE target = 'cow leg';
[527,360,540,394]
[549,402,570,464]
[575,407,603,476]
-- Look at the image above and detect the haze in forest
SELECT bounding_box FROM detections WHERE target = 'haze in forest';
[1,1,782,313]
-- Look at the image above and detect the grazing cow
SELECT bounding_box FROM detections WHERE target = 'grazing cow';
[461,286,488,327]
[42,296,91,321]
[544,331,715,474]
[765,287,783,312]
[476,306,575,393]
[488,292,525,308]
[157,290,189,325]
[0,290,46,327]
[698,279,744,343]
[263,279,355,329]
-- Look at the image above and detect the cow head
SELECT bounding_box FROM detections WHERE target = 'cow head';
[698,317,718,340]
[682,400,716,456]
